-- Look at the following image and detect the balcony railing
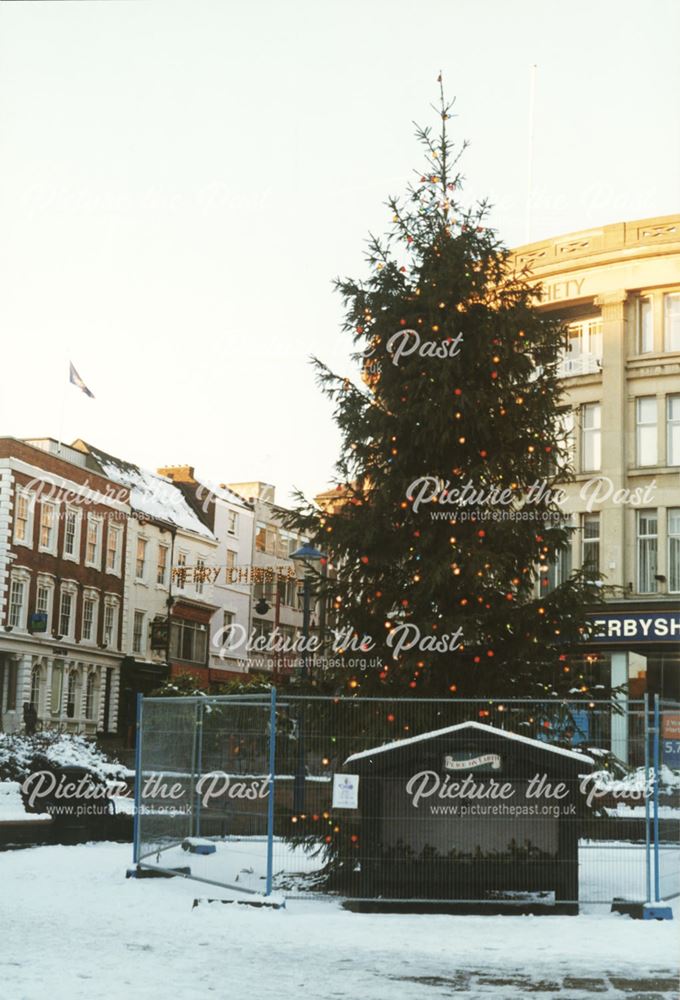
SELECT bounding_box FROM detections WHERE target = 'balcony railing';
[557,352,602,378]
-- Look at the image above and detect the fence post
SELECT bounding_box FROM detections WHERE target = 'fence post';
[132,692,143,865]
[194,699,204,839]
[644,692,651,904]
[265,685,277,897]
[653,693,660,903]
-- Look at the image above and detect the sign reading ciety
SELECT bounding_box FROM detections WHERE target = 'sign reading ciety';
[443,753,502,772]
[537,277,587,303]
[585,611,680,644]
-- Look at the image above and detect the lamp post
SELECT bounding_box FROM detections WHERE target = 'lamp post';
[290,543,325,681]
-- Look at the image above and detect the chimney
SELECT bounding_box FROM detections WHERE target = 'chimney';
[158,465,195,483]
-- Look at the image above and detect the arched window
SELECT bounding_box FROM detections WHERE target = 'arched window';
[66,670,78,719]
[30,666,41,711]
[85,672,97,721]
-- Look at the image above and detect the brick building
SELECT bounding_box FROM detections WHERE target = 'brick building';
[0,438,129,735]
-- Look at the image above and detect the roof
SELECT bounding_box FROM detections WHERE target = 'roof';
[345,721,594,766]
[73,441,215,539]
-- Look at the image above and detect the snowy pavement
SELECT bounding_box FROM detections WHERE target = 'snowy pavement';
[0,842,678,1000]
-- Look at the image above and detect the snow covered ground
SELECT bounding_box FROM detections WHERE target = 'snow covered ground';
[0,841,678,999]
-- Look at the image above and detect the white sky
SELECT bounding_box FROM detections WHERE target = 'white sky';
[1,0,678,504]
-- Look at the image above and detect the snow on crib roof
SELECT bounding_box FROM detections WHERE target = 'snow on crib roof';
[80,443,215,538]
[345,721,594,765]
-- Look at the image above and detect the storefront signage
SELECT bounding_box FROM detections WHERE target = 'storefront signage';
[443,753,502,772]
[585,611,680,644]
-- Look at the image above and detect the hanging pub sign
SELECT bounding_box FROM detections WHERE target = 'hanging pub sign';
[150,619,170,650]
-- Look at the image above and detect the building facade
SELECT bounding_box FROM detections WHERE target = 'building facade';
[513,214,680,727]
[0,439,128,736]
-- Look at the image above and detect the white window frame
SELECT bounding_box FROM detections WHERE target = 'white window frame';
[136,537,148,582]
[84,671,97,721]
[667,395,680,467]
[664,292,680,352]
[227,510,238,536]
[30,665,43,714]
[13,487,35,549]
[636,396,658,467]
[58,583,78,640]
[637,510,658,594]
[105,523,123,576]
[175,551,188,591]
[8,570,30,630]
[157,544,169,586]
[81,590,99,644]
[35,575,55,635]
[103,597,120,649]
[66,669,79,720]
[195,557,205,595]
[38,500,58,555]
[225,549,236,571]
[132,610,146,655]
[638,297,654,354]
[581,514,600,582]
[63,506,81,562]
[581,403,601,472]
[85,514,103,569]
[668,508,680,594]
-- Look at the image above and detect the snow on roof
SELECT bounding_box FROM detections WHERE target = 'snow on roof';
[345,721,594,766]
[80,443,215,539]
[193,476,253,510]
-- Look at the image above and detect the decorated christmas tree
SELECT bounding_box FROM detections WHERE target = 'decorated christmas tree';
[291,81,602,699]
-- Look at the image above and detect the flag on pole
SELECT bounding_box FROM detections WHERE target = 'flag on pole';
[69,362,95,399]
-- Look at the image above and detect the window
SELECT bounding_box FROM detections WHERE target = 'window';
[6,662,18,711]
[255,522,267,553]
[136,538,147,581]
[82,596,97,642]
[169,620,207,664]
[636,397,657,467]
[225,549,236,571]
[540,541,572,595]
[85,673,96,720]
[85,515,103,567]
[195,558,205,595]
[560,318,602,376]
[664,293,680,352]
[106,525,122,573]
[36,582,52,632]
[59,589,74,638]
[63,507,80,559]
[31,666,41,711]
[581,514,600,579]
[222,610,235,631]
[555,409,575,471]
[667,395,680,466]
[133,611,146,654]
[157,544,169,585]
[39,502,57,553]
[14,489,33,546]
[638,298,653,353]
[103,600,119,648]
[51,663,64,717]
[637,510,658,594]
[669,509,680,594]
[66,671,77,719]
[581,403,601,471]
[9,577,27,629]
[176,551,187,590]
[227,510,238,536]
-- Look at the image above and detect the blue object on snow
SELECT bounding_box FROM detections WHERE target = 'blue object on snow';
[642,904,674,921]
[182,838,216,855]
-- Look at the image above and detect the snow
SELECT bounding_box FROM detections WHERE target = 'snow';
[346,721,594,766]
[0,732,127,783]
[0,841,678,1000]
[83,443,214,538]
[0,781,51,822]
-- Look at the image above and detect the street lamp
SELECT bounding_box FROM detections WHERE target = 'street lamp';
[290,543,325,680]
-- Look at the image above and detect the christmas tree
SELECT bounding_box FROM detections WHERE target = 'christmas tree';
[292,81,602,699]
